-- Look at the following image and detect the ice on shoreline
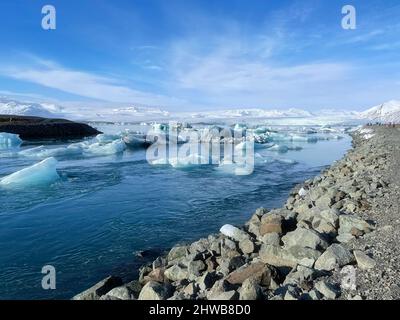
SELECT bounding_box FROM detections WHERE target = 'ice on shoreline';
[0,157,60,188]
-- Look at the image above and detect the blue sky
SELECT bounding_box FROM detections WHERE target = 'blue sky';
[0,0,399,111]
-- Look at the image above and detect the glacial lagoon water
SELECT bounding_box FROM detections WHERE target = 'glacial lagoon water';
[0,124,351,299]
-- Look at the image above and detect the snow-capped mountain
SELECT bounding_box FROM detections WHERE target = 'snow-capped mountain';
[186,108,313,119]
[2,95,399,124]
[0,97,63,118]
[88,105,170,122]
[360,100,400,123]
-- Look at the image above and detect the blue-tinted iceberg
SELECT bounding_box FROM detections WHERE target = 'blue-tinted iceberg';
[169,154,206,168]
[123,133,150,148]
[84,140,126,156]
[0,157,60,188]
[19,145,83,158]
[0,133,22,149]
[95,133,121,143]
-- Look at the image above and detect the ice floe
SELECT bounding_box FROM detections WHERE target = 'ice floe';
[0,157,60,188]
[19,145,83,158]
[95,133,122,143]
[83,139,126,156]
[0,133,22,149]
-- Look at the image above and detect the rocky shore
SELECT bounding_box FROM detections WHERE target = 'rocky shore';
[0,115,100,140]
[73,125,399,300]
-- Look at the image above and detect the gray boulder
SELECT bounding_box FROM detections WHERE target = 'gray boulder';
[188,260,206,278]
[164,265,189,282]
[72,276,123,300]
[354,250,376,270]
[168,245,188,263]
[209,290,239,300]
[259,244,321,268]
[239,278,262,300]
[338,215,374,236]
[101,285,136,300]
[239,238,256,254]
[314,280,340,300]
[260,232,280,246]
[225,261,273,287]
[315,244,355,271]
[282,227,329,250]
[138,281,172,300]
[198,271,218,291]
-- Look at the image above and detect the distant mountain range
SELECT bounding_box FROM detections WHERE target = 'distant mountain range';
[0,97,64,118]
[1,96,400,124]
[359,100,400,123]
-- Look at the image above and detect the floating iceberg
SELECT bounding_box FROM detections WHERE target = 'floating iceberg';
[253,133,271,144]
[169,154,206,168]
[19,145,83,158]
[123,133,150,148]
[216,158,253,176]
[84,140,126,156]
[152,123,169,132]
[150,153,207,168]
[150,158,169,165]
[235,141,264,151]
[234,141,251,151]
[234,123,247,131]
[0,133,22,149]
[0,157,60,188]
[95,133,121,143]
[268,144,289,153]
[253,127,268,134]
[289,134,318,143]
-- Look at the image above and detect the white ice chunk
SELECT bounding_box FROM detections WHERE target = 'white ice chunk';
[150,158,169,165]
[363,133,375,139]
[0,132,22,149]
[169,154,206,168]
[95,133,121,143]
[268,144,289,153]
[220,224,250,242]
[216,158,253,176]
[84,140,126,156]
[359,128,373,134]
[253,127,268,134]
[0,157,60,188]
[234,123,247,131]
[19,144,83,158]
[290,134,318,143]
[298,187,308,197]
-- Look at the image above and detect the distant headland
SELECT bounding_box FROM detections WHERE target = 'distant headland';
[0,115,101,140]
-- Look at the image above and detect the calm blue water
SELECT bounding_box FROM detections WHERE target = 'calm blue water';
[0,124,351,299]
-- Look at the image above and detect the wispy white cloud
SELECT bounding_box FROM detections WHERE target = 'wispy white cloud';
[164,35,353,108]
[342,29,385,44]
[1,57,184,107]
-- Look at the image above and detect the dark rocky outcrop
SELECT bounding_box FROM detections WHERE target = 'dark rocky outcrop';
[0,115,101,140]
